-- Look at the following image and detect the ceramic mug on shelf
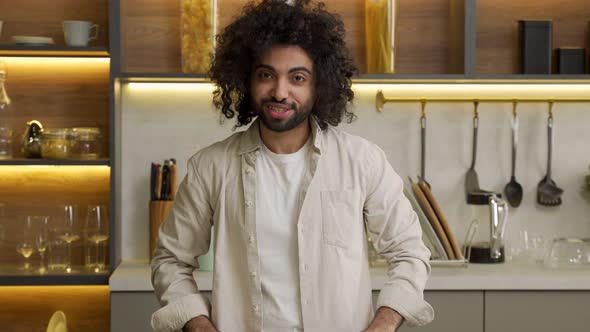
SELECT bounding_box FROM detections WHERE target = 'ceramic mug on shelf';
[63,20,99,47]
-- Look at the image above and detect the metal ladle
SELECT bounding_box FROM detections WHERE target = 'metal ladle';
[504,102,523,207]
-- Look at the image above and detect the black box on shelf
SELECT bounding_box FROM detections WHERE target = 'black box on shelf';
[518,20,552,74]
[556,48,586,74]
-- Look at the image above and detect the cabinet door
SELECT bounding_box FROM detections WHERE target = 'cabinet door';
[111,291,212,332]
[485,291,590,332]
[373,290,484,332]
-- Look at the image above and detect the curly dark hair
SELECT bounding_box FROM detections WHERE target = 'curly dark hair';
[209,0,357,130]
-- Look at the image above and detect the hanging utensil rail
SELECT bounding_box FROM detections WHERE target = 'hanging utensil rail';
[375,90,590,112]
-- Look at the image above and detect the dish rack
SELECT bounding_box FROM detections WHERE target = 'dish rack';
[430,219,479,268]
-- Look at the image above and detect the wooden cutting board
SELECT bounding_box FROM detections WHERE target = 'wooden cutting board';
[418,180,464,260]
[409,179,455,260]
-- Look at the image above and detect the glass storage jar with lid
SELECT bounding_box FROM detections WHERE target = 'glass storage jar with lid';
[71,127,101,159]
[41,128,73,159]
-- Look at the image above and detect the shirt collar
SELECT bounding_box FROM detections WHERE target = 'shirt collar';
[238,116,323,156]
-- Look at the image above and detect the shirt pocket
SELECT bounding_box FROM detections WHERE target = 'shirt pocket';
[320,189,361,249]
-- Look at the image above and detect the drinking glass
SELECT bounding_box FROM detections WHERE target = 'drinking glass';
[16,217,35,271]
[33,216,49,274]
[49,205,80,273]
[84,205,109,272]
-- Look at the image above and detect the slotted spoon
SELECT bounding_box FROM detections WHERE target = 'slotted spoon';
[537,110,563,206]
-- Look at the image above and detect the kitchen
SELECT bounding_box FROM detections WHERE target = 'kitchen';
[1,0,590,331]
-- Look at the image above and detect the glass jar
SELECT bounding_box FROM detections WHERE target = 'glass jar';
[0,62,13,159]
[365,0,397,73]
[71,127,102,159]
[41,129,73,159]
[181,0,218,73]
[0,127,12,159]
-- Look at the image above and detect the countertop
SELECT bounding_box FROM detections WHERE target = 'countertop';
[109,260,590,292]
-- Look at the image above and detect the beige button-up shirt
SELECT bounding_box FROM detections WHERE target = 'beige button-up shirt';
[151,117,434,332]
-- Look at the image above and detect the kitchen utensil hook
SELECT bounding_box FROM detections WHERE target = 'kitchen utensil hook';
[512,100,518,117]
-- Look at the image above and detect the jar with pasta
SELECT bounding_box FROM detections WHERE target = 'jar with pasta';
[365,0,397,73]
[181,0,218,73]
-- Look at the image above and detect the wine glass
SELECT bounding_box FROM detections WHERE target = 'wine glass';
[84,205,109,273]
[57,204,80,273]
[16,217,35,271]
[33,216,49,274]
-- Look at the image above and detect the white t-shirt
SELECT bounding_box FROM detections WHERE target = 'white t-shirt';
[255,138,311,332]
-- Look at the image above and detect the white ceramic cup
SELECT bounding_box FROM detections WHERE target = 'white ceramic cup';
[63,20,99,47]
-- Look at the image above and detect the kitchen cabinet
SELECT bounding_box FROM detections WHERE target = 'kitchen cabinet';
[111,290,482,331]
[485,291,590,332]
[397,291,483,332]
[0,0,113,285]
[0,0,114,329]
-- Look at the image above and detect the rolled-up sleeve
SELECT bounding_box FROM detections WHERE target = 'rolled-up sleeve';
[363,144,434,327]
[151,155,214,332]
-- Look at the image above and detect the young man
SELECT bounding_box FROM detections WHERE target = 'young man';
[151,1,434,331]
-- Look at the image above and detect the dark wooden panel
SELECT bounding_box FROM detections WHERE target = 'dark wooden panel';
[477,0,590,75]
[0,286,109,332]
[121,0,452,74]
[0,166,110,267]
[2,58,110,159]
[0,0,109,47]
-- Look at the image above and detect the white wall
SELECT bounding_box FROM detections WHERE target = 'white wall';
[120,83,590,262]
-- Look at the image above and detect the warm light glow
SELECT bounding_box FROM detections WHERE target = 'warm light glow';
[123,81,590,100]
[0,285,109,292]
[127,82,214,92]
[0,57,110,65]
[352,83,590,99]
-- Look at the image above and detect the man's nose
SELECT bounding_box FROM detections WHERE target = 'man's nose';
[272,78,289,101]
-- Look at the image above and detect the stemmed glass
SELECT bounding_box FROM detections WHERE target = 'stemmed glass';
[84,205,109,273]
[34,216,49,274]
[15,217,35,271]
[57,205,80,273]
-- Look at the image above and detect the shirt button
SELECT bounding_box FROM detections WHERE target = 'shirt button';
[253,305,259,312]
[246,200,253,208]
[250,271,257,278]
[248,235,254,244]
[246,169,254,175]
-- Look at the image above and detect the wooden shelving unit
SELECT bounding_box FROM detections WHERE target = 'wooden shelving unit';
[0,46,110,57]
[0,0,114,296]
[0,159,110,166]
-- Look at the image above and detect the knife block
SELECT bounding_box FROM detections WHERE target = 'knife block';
[149,200,174,259]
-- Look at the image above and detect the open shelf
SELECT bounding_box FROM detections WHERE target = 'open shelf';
[0,274,109,286]
[476,0,590,75]
[0,45,110,57]
[0,159,110,166]
[118,72,590,84]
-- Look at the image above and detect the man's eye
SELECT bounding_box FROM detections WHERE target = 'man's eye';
[293,75,306,83]
[258,72,273,79]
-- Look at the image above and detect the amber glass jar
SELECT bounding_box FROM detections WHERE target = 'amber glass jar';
[365,0,397,73]
[41,129,73,159]
[181,0,218,73]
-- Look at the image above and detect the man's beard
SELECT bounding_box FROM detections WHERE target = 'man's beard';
[254,97,313,133]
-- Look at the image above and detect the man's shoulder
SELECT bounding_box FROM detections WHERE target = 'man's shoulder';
[187,130,245,171]
[324,125,382,154]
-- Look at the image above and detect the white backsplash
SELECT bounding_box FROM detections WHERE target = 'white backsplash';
[119,84,590,261]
